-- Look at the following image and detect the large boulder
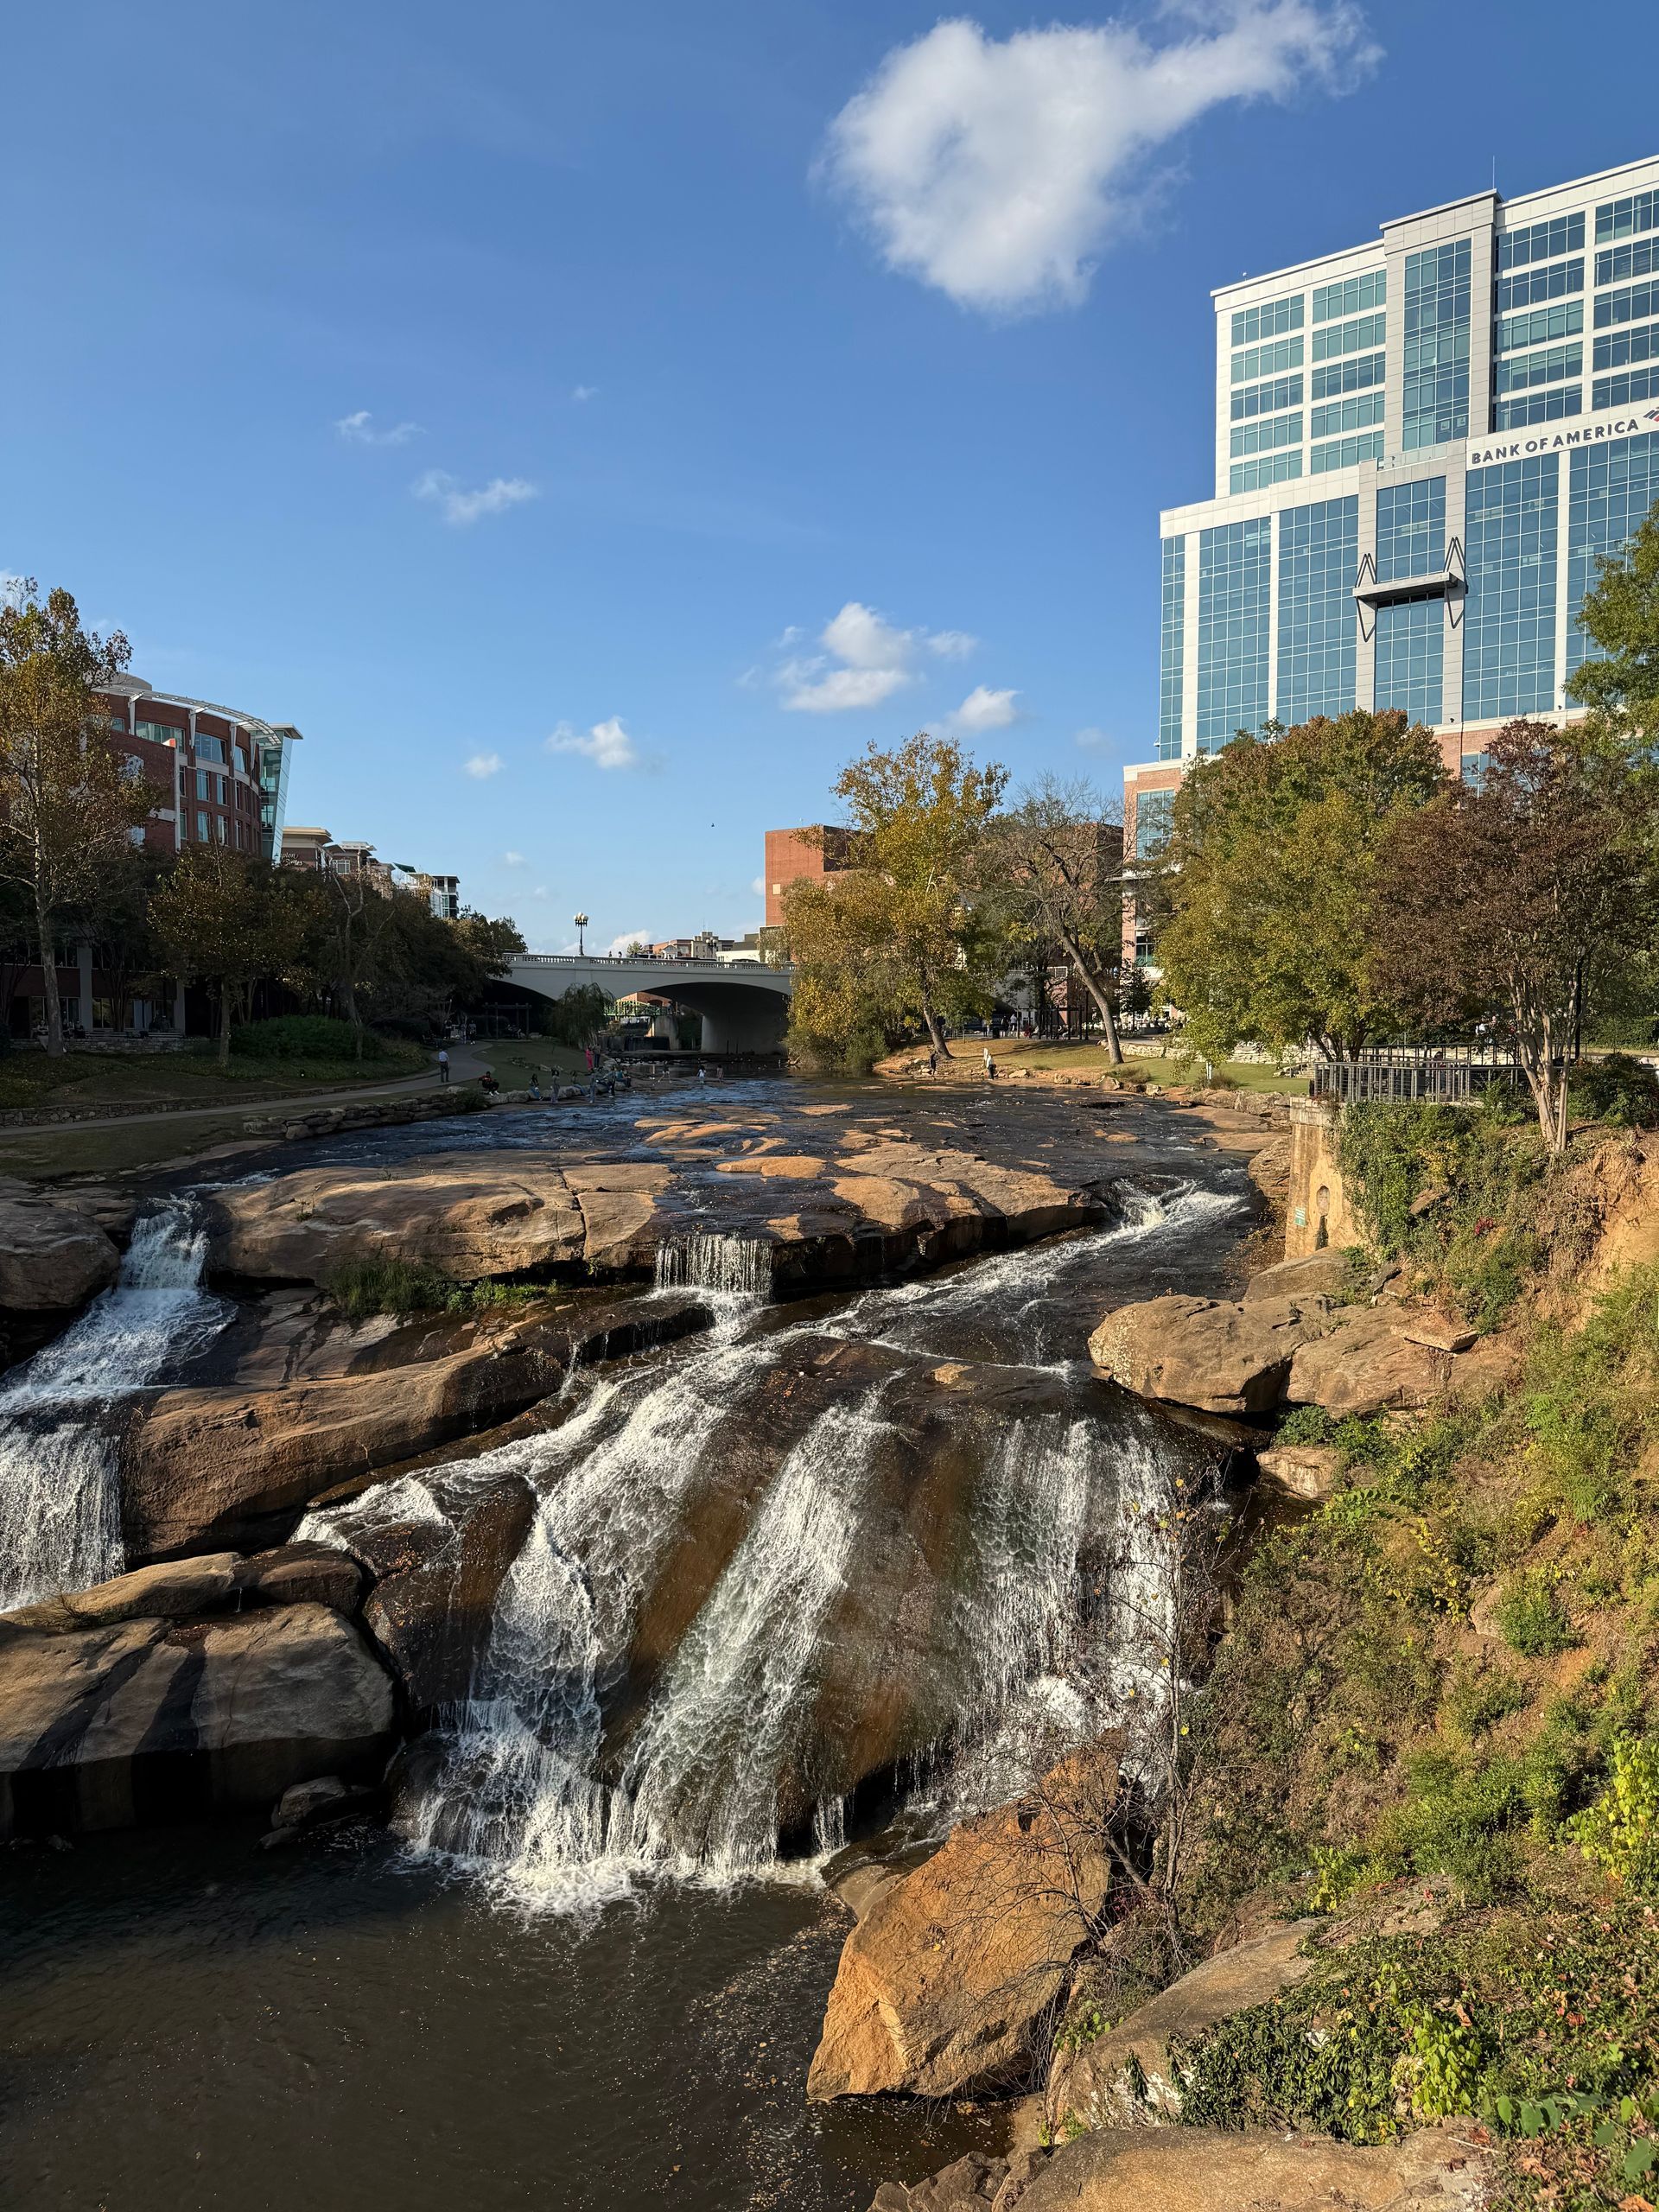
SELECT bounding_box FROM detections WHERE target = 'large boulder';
[358,1475,537,1719]
[1286,1305,1446,1417]
[0,1601,393,1837]
[1,1554,240,1634]
[1242,1249,1353,1304]
[123,1294,714,1559]
[808,1753,1116,2102]
[1087,1294,1332,1416]
[0,1185,120,1313]
[1047,1920,1319,2132]
[872,2124,1491,2212]
[208,1153,594,1283]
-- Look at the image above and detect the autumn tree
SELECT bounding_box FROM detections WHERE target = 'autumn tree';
[149,849,307,1064]
[1370,719,1659,1150]
[785,734,1007,1067]
[0,581,155,1054]
[1153,710,1446,1065]
[1567,495,1659,738]
[978,776,1128,1063]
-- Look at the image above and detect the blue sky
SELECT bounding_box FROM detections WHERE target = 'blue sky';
[3,1,1656,952]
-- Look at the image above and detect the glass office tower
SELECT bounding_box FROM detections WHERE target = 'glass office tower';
[1128,155,1659,838]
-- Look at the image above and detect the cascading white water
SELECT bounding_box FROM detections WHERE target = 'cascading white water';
[304,1173,1241,1912]
[0,1202,226,1611]
[654,1233,774,1300]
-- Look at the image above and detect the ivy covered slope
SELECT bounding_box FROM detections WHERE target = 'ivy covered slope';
[1180,1083,1659,2210]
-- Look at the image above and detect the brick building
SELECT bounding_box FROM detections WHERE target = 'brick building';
[761,825,858,928]
[96,675,301,859]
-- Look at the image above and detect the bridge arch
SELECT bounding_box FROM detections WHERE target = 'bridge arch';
[504,955,792,1055]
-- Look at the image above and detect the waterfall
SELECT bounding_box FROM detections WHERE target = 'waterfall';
[654,1233,774,1300]
[0,1202,226,1611]
[301,1173,1238,1913]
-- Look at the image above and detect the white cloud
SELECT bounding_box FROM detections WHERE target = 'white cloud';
[502,849,527,866]
[783,664,910,714]
[822,6,1379,315]
[531,886,550,899]
[750,875,766,898]
[0,571,26,607]
[464,752,504,779]
[1075,726,1109,751]
[607,929,653,954]
[777,599,978,714]
[336,409,423,446]
[571,384,599,402]
[946,683,1019,734]
[547,715,640,770]
[413,470,539,525]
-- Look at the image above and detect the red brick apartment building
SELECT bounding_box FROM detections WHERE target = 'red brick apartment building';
[761,825,858,929]
[96,673,301,859]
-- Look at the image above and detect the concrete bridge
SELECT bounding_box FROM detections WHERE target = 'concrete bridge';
[503,953,793,1054]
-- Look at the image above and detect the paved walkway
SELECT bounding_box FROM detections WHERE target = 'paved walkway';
[8,1048,493,1135]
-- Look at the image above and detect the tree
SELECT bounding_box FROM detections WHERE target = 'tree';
[787,734,1007,1065]
[1369,719,1659,1150]
[0,581,154,1055]
[149,850,307,1064]
[979,776,1128,1063]
[1153,710,1446,1065]
[1567,496,1659,737]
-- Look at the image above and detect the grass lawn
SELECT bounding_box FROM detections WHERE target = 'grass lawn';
[463,1039,588,1087]
[906,1038,1309,1096]
[0,1041,429,1114]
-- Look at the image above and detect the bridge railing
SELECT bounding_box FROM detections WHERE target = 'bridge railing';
[508,953,790,974]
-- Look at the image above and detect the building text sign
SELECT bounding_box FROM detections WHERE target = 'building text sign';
[1468,403,1659,470]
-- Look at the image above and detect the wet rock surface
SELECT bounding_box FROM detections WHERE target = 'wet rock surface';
[1087,1291,1332,1415]
[0,1601,392,1837]
[0,1181,122,1335]
[809,1754,1116,2101]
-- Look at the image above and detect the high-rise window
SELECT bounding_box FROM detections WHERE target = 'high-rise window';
[1312,270,1385,322]
[1592,322,1659,372]
[1494,258,1582,313]
[1593,365,1659,410]
[1596,237,1659,287]
[1195,518,1271,753]
[1566,432,1659,679]
[1231,296,1303,346]
[1498,213,1585,270]
[1402,239,1471,450]
[1596,189,1659,244]
[1231,373,1303,421]
[1463,454,1559,721]
[1376,479,1445,582]
[1276,498,1357,725]
[1375,600,1444,727]
[1134,789,1174,857]
[1494,387,1581,429]
[1158,537,1185,762]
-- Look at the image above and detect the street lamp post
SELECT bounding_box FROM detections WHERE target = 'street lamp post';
[574,912,588,958]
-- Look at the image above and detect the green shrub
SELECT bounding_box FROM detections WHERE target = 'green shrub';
[231,1015,399,1061]
[322,1257,547,1320]
[1493,1570,1578,1658]
[1275,1405,1337,1446]
[1573,1052,1659,1129]
[1570,1736,1659,1892]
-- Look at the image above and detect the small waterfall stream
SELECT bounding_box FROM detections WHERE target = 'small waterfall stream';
[0,1202,226,1611]
[305,1177,1242,1911]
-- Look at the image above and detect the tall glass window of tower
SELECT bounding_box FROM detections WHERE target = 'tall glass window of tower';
[1276,498,1357,724]
[1374,479,1446,728]
[1566,432,1659,679]
[1402,240,1471,449]
[1463,454,1559,721]
[1158,537,1185,760]
[1195,518,1271,753]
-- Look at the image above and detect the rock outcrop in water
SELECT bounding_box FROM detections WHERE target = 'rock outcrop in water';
[0,1587,391,1837]
[207,1125,1127,1294]
[122,1290,715,1558]
[809,1751,1116,2101]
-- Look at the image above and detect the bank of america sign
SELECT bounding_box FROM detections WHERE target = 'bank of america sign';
[1468,403,1659,470]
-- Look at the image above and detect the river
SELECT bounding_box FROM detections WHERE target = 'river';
[0,1077,1257,2210]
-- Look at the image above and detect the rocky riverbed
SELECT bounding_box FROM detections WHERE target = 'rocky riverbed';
[0,1073,1298,2210]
